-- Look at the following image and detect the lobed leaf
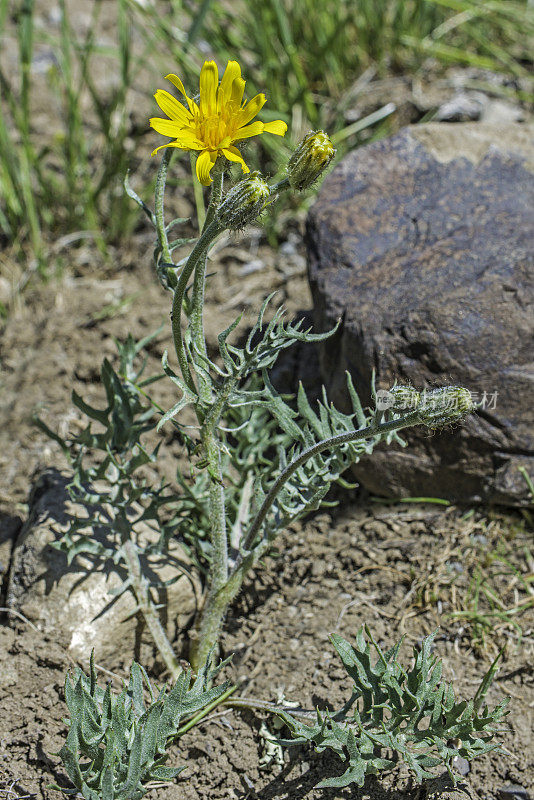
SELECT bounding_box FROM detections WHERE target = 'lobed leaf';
[57,655,231,799]
[278,628,508,789]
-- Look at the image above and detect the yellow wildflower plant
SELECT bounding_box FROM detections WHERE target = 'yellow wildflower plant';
[150,60,288,186]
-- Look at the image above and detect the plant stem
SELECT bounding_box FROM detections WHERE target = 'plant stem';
[190,171,224,402]
[171,219,222,394]
[190,542,257,673]
[202,168,224,231]
[121,538,182,680]
[165,172,229,673]
[270,176,290,193]
[189,426,228,673]
[188,373,239,672]
[223,695,317,721]
[166,172,228,673]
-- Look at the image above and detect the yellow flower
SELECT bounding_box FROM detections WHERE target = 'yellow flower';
[150,60,288,186]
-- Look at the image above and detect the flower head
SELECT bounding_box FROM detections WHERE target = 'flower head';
[287,130,336,191]
[218,172,271,229]
[150,60,287,186]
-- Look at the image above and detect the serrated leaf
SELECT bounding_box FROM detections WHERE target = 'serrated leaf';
[279,627,506,790]
[58,652,195,798]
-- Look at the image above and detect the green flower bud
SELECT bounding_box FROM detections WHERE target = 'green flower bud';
[218,172,271,230]
[418,387,475,429]
[287,130,336,191]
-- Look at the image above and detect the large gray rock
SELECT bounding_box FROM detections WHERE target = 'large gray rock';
[307,123,534,505]
[6,470,199,668]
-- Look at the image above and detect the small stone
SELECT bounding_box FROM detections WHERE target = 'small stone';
[435,91,485,121]
[453,755,470,776]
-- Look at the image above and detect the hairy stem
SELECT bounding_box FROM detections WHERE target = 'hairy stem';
[223,695,316,721]
[202,168,224,231]
[270,175,290,193]
[189,426,228,673]
[190,171,224,402]
[165,172,228,672]
[188,374,239,672]
[171,219,222,395]
[121,538,182,680]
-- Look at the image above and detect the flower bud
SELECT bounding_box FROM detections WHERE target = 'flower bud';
[218,172,271,230]
[287,131,336,191]
[418,387,475,429]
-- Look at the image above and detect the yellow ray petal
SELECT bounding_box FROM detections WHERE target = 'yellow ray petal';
[199,60,218,117]
[165,73,195,113]
[218,61,242,111]
[221,146,250,174]
[196,149,218,185]
[154,89,192,125]
[262,119,287,136]
[230,76,246,108]
[236,93,266,128]
[151,141,203,156]
[232,121,264,141]
[149,117,186,137]
[149,117,204,148]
